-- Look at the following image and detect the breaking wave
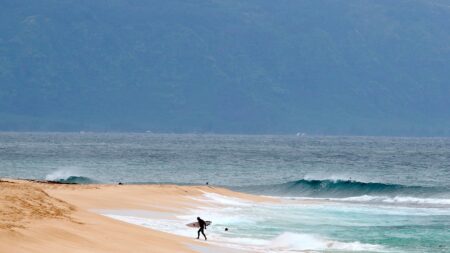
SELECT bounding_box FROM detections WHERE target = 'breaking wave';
[238,179,449,198]
[269,232,383,251]
[52,175,97,184]
[45,169,97,184]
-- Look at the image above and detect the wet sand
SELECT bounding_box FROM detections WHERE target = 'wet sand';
[0,179,266,253]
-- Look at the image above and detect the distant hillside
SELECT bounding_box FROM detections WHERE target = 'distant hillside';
[1,0,450,136]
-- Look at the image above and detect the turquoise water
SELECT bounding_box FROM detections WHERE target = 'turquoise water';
[203,195,450,252]
[1,133,449,252]
[102,193,450,252]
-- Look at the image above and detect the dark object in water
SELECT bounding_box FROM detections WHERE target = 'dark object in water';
[225,228,228,231]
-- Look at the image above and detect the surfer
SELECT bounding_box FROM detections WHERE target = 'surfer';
[196,217,207,240]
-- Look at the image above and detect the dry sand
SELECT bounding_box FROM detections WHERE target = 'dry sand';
[0,179,266,253]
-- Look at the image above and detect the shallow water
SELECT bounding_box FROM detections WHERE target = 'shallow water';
[101,193,450,253]
[1,132,449,252]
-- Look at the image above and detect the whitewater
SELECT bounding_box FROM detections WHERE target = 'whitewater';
[1,133,449,252]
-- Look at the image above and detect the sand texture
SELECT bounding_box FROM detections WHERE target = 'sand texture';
[0,179,264,253]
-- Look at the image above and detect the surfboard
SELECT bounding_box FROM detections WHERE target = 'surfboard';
[186,221,212,228]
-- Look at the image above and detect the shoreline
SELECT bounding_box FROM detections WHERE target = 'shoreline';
[0,178,268,253]
[3,178,449,252]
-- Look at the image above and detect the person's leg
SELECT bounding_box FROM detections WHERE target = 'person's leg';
[201,228,207,240]
[197,228,201,239]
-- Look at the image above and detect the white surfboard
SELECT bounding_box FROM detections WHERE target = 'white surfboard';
[186,221,212,228]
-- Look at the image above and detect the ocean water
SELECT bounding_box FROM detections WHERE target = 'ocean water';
[1,132,449,252]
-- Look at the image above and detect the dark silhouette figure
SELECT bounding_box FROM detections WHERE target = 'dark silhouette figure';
[196,217,207,240]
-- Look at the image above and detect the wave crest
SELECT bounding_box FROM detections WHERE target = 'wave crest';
[45,169,97,184]
[52,176,97,184]
[239,179,449,198]
[270,232,383,251]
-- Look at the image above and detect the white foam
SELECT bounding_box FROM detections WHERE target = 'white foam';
[208,232,384,252]
[45,168,82,180]
[215,236,268,247]
[194,192,253,207]
[102,212,386,253]
[103,214,194,237]
[340,195,450,205]
[99,193,391,253]
[303,174,363,182]
[269,232,383,251]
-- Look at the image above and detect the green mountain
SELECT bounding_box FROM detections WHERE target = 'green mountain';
[1,0,449,136]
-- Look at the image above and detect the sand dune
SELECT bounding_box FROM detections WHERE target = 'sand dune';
[0,180,73,231]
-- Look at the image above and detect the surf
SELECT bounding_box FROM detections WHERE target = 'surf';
[45,169,98,184]
[237,179,449,199]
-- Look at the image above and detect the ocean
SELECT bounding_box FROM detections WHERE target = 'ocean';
[1,132,449,252]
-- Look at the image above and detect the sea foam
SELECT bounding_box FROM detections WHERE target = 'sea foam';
[341,195,450,206]
[45,168,97,184]
[270,232,383,251]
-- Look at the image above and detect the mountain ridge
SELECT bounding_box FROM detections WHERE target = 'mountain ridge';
[1,0,449,136]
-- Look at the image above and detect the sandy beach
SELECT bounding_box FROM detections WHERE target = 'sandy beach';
[0,179,267,253]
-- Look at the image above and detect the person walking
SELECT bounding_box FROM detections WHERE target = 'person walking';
[196,217,207,240]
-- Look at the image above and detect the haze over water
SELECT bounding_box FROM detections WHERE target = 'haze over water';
[1,132,449,252]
